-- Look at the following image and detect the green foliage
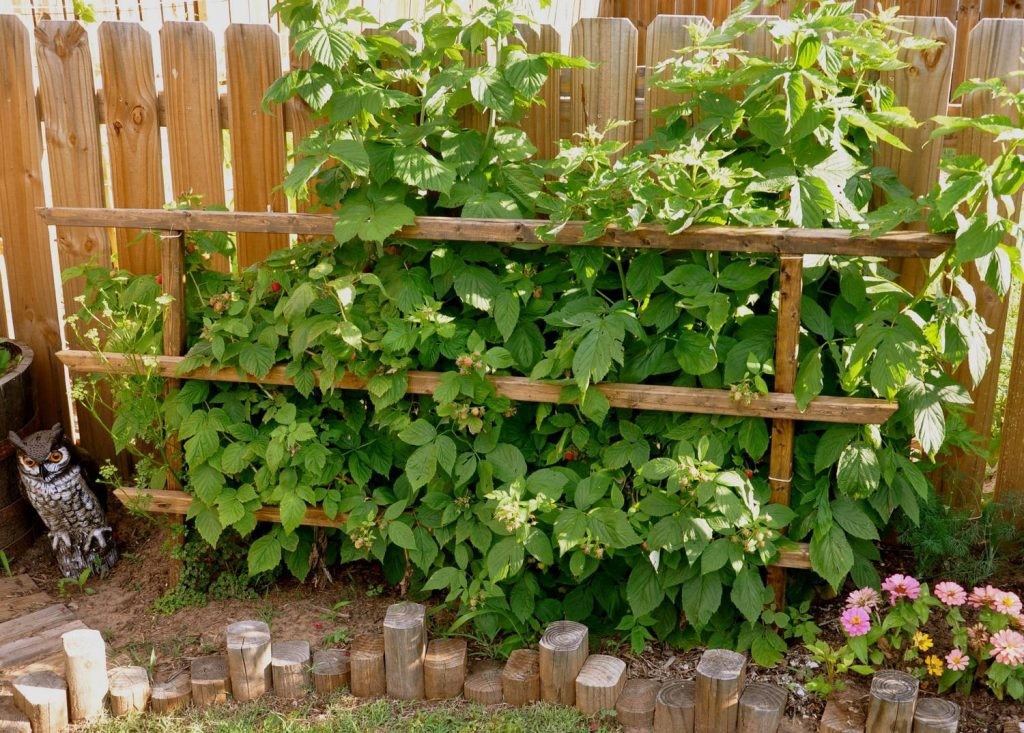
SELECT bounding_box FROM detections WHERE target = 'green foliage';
[66,0,1024,655]
[898,495,1024,587]
[0,346,12,376]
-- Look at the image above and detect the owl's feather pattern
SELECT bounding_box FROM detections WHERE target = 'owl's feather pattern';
[10,423,118,578]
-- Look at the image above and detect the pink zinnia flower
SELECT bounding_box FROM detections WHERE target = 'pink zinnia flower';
[995,590,1023,616]
[841,606,872,637]
[881,574,921,604]
[846,587,882,611]
[990,629,1024,667]
[934,581,967,606]
[968,585,999,610]
[945,648,970,671]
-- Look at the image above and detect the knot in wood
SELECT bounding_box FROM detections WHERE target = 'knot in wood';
[131,105,146,125]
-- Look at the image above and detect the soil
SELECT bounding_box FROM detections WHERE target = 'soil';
[7,511,1024,732]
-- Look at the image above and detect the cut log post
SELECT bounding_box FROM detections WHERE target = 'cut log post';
[736,682,788,733]
[501,648,541,706]
[12,672,68,733]
[539,620,589,706]
[575,654,626,716]
[424,638,467,700]
[819,683,867,733]
[350,632,386,698]
[912,697,960,733]
[654,679,696,733]
[0,695,32,733]
[383,602,427,700]
[225,619,272,702]
[190,655,231,707]
[272,640,311,698]
[150,672,191,714]
[464,668,504,704]
[616,678,661,732]
[312,649,350,695]
[62,628,108,723]
[866,670,918,733]
[108,666,151,716]
[695,649,747,733]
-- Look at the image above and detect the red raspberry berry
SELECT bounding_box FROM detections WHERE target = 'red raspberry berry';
[744,469,754,478]
[269,281,281,293]
[564,450,576,461]
[155,274,163,285]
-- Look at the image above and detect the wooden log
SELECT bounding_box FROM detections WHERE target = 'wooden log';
[272,640,311,699]
[150,673,191,714]
[819,683,867,733]
[912,698,960,733]
[695,649,747,733]
[312,649,350,695]
[383,602,427,700]
[225,620,272,702]
[539,620,589,705]
[62,628,108,723]
[108,666,150,716]
[736,682,788,733]
[464,668,504,705]
[654,679,695,733]
[423,638,466,700]
[501,649,541,706]
[61,351,899,426]
[616,678,661,732]
[0,695,31,733]
[866,671,918,733]
[575,654,627,716]
[350,633,386,698]
[12,671,68,733]
[190,655,231,707]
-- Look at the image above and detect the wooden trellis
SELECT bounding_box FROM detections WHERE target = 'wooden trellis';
[40,205,953,600]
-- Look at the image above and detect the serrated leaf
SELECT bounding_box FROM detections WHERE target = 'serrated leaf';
[194,506,223,548]
[393,145,456,194]
[794,347,824,411]
[731,567,766,624]
[399,419,437,446]
[389,521,418,550]
[674,330,717,375]
[486,536,524,581]
[239,344,276,378]
[248,533,282,576]
[627,561,664,617]
[494,290,519,342]
[405,443,437,490]
[810,526,854,589]
[279,493,307,535]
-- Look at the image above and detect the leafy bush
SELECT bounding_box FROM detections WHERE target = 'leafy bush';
[66,0,1024,660]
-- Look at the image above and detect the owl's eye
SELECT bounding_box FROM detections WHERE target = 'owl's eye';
[49,451,63,463]
[21,457,35,468]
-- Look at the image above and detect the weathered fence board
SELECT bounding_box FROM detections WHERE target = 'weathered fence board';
[34,19,113,459]
[570,18,638,152]
[0,16,66,428]
[516,23,562,160]
[98,21,165,275]
[224,23,288,266]
[643,15,710,137]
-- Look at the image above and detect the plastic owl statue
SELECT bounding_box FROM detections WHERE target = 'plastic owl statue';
[9,423,118,578]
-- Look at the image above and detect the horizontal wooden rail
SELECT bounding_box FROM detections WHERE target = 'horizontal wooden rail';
[38,207,952,258]
[114,486,813,570]
[59,350,898,424]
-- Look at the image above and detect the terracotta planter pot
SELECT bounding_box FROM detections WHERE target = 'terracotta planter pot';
[0,340,41,560]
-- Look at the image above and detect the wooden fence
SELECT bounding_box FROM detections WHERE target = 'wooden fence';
[0,9,1021,514]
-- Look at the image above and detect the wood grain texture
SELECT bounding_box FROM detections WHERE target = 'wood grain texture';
[644,15,710,137]
[349,633,386,698]
[736,682,787,733]
[271,640,310,699]
[12,671,68,733]
[225,620,272,702]
[575,654,626,716]
[866,670,918,733]
[516,23,562,160]
[654,679,695,733]
[694,649,746,733]
[570,18,638,152]
[501,649,541,706]
[464,668,504,704]
[98,21,164,274]
[312,649,350,695]
[423,638,466,700]
[151,672,191,714]
[735,15,780,60]
[108,665,151,716]
[877,17,956,294]
[616,677,661,731]
[38,207,953,258]
[62,628,107,722]
[288,50,322,214]
[60,350,899,425]
[225,23,289,267]
[539,620,589,705]
[159,22,226,206]
[383,602,427,700]
[912,697,960,733]
[190,655,231,707]
[0,695,31,733]
[947,19,1024,508]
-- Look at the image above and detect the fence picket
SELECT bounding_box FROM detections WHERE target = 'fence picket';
[878,17,956,294]
[942,19,1024,508]
[287,51,321,215]
[643,15,710,138]
[0,15,67,428]
[225,23,289,267]
[99,22,165,275]
[570,18,638,154]
[35,19,115,460]
[516,23,561,160]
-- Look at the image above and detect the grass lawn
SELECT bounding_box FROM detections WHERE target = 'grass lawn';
[79,696,619,732]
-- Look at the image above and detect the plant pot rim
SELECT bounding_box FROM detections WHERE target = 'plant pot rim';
[0,339,34,389]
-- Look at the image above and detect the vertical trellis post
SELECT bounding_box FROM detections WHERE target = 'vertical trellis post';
[766,255,803,607]
[160,230,187,584]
